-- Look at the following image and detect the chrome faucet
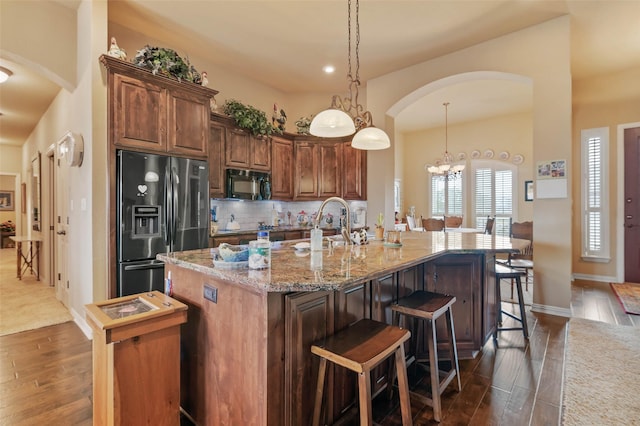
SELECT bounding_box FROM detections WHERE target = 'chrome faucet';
[315,196,352,245]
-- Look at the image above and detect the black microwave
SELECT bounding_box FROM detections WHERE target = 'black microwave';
[226,169,271,200]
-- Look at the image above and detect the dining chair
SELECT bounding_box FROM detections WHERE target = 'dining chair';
[444,216,463,229]
[422,218,445,231]
[484,216,495,235]
[405,216,424,232]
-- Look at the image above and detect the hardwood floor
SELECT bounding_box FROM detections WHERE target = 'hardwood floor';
[0,279,637,425]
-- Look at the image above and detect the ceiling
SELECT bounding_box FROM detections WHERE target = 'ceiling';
[1,0,639,146]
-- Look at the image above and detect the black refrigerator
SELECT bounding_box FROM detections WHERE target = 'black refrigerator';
[116,150,209,296]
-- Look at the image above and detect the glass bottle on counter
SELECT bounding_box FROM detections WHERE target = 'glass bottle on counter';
[310,225,323,251]
[249,231,271,269]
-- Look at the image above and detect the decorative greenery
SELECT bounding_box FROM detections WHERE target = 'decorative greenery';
[376,213,384,228]
[132,45,201,83]
[295,115,313,135]
[222,99,282,138]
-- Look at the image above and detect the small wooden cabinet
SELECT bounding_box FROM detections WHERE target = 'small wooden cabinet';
[208,121,226,198]
[271,136,294,199]
[225,127,271,171]
[342,142,367,200]
[85,291,187,426]
[293,141,319,199]
[102,55,216,159]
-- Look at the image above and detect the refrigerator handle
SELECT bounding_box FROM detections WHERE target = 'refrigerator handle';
[172,168,178,245]
[165,165,171,246]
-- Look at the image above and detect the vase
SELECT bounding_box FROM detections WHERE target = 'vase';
[375,227,384,240]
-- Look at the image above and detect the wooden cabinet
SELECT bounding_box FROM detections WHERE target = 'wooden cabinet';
[424,254,486,358]
[225,127,271,171]
[342,142,367,200]
[284,291,334,426]
[271,136,294,200]
[208,121,226,198]
[293,141,319,199]
[318,142,342,198]
[102,56,216,159]
[293,138,365,201]
[294,140,341,200]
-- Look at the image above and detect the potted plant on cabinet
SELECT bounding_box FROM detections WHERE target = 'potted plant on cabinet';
[222,99,282,138]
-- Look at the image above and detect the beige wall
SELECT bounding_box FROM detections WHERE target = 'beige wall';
[401,112,534,223]
[572,68,640,281]
[0,146,22,232]
[367,17,573,314]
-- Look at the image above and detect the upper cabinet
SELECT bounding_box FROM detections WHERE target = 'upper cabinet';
[101,55,218,159]
[342,142,367,200]
[271,136,294,200]
[225,128,271,171]
[293,137,365,201]
[208,121,226,198]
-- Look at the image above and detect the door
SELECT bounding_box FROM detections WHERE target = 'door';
[624,126,640,282]
[52,146,69,307]
[171,157,208,252]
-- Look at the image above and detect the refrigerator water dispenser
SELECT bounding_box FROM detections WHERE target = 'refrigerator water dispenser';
[132,205,161,237]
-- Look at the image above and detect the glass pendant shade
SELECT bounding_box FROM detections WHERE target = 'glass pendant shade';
[310,109,356,137]
[352,127,390,150]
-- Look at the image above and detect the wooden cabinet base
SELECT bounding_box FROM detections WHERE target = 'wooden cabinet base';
[85,292,187,426]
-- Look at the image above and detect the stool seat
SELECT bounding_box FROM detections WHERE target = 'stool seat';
[311,319,413,426]
[495,264,529,340]
[391,291,461,422]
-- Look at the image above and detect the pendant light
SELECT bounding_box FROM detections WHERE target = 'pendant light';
[426,102,464,179]
[310,0,390,150]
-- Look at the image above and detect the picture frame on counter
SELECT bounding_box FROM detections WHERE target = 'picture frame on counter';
[525,180,534,202]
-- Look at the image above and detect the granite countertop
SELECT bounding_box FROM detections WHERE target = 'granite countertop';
[158,232,529,293]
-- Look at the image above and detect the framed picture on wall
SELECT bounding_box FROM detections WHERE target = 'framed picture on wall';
[525,180,534,202]
[0,190,14,211]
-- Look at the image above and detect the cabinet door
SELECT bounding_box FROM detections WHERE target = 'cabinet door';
[294,142,318,199]
[342,142,367,200]
[285,292,334,426]
[318,142,342,198]
[208,122,226,198]
[271,137,294,200]
[370,273,397,394]
[332,283,370,421]
[167,90,208,158]
[250,136,271,171]
[225,128,251,168]
[211,235,241,247]
[113,74,167,151]
[284,231,303,240]
[425,254,482,356]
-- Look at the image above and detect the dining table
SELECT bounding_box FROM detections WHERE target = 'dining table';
[9,235,43,281]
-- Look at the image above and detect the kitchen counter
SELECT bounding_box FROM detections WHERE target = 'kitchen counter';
[159,231,529,425]
[159,231,527,292]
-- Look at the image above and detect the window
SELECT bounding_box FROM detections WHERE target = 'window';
[473,161,515,236]
[430,174,463,218]
[581,127,609,261]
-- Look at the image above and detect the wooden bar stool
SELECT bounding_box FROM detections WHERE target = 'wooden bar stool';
[311,319,413,426]
[390,291,461,422]
[494,263,529,340]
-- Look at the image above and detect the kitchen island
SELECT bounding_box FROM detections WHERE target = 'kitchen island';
[158,232,528,426]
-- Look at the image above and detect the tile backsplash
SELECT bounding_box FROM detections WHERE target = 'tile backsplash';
[212,199,368,230]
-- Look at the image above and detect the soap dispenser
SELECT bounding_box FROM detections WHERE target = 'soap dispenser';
[310,225,323,251]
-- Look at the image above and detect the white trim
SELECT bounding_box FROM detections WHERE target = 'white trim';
[616,122,640,283]
[530,303,572,318]
[71,307,93,340]
[572,273,619,283]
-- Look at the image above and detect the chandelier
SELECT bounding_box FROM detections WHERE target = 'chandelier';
[309,0,390,150]
[426,102,464,179]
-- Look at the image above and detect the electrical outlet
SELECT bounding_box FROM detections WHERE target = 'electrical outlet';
[203,284,217,303]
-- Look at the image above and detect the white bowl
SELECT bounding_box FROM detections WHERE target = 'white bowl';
[294,242,310,251]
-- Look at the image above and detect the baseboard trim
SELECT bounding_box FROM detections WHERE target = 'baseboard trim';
[70,308,93,340]
[531,303,572,318]
[572,273,618,283]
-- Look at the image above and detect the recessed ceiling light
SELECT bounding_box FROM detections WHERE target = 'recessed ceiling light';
[0,66,13,83]
[322,65,335,74]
